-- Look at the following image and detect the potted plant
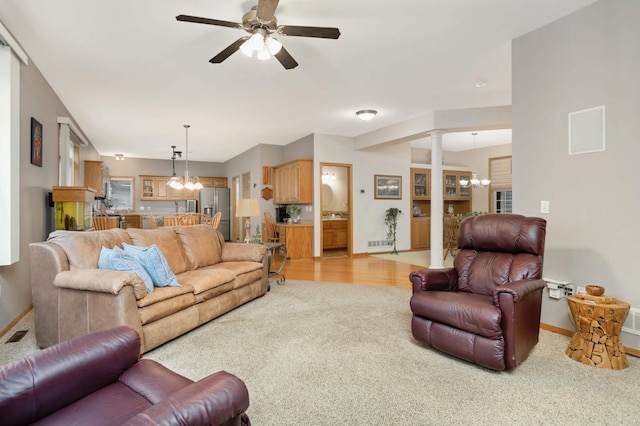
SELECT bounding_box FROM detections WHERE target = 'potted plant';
[384,207,403,254]
[286,205,302,223]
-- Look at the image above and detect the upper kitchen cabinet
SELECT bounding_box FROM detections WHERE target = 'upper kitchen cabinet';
[84,160,109,199]
[139,175,228,201]
[198,177,228,188]
[272,159,313,204]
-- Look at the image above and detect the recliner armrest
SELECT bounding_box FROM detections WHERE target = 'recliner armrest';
[409,268,458,293]
[121,371,250,426]
[0,326,140,425]
[493,278,546,305]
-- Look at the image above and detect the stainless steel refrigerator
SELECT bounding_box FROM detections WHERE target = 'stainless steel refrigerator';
[199,187,230,241]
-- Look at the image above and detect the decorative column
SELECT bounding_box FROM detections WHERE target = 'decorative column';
[429,130,445,269]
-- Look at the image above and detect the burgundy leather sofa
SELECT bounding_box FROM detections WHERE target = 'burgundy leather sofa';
[0,326,250,425]
[410,214,547,371]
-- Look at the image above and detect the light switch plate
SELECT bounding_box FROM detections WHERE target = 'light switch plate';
[540,200,550,214]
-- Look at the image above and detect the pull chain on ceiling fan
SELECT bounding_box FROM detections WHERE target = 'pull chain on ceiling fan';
[176,0,341,69]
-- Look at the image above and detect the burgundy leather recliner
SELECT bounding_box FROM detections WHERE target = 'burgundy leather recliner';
[0,326,250,425]
[410,214,547,371]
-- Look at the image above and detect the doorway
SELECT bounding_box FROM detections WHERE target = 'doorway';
[320,163,352,258]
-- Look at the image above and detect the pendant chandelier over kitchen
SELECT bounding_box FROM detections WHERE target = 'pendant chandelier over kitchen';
[459,132,490,188]
[168,125,203,190]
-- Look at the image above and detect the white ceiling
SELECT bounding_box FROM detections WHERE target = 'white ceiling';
[0,0,596,162]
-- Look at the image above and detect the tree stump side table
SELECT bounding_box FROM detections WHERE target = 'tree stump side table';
[566,293,630,370]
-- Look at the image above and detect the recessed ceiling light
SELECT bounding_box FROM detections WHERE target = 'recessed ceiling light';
[475,80,487,88]
[356,109,377,120]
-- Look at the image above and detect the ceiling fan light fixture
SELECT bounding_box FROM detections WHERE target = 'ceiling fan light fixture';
[265,37,282,55]
[256,46,271,61]
[239,40,254,57]
[248,32,265,50]
[356,109,377,121]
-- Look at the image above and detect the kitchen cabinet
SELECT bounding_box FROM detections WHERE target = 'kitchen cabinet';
[323,220,348,250]
[272,159,313,204]
[198,177,228,188]
[121,214,141,229]
[84,160,108,198]
[275,223,313,259]
[139,176,227,201]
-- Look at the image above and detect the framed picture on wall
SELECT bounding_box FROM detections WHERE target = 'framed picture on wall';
[31,117,43,167]
[374,175,402,199]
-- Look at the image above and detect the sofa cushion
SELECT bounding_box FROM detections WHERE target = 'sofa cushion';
[122,243,180,288]
[138,292,196,325]
[136,285,194,309]
[174,225,223,269]
[175,268,235,295]
[206,262,263,289]
[126,228,190,274]
[99,246,154,293]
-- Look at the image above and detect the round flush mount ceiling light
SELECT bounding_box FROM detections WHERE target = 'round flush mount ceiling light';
[475,79,488,88]
[356,109,377,121]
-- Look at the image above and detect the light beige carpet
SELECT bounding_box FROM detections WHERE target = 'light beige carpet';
[2,281,639,425]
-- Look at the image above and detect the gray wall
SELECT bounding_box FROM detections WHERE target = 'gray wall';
[0,56,100,328]
[513,0,640,347]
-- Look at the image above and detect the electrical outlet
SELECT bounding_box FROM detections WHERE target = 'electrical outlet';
[576,286,586,294]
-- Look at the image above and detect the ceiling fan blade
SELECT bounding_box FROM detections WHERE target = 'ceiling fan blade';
[210,37,250,64]
[176,14,243,30]
[256,0,280,23]
[278,25,341,39]
[274,46,299,70]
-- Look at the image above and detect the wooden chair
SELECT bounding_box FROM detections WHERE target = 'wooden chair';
[163,214,193,227]
[149,214,158,229]
[211,211,222,230]
[92,212,118,230]
[264,212,280,243]
[190,213,214,226]
[443,214,460,260]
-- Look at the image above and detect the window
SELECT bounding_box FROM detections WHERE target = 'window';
[489,155,512,214]
[109,177,134,211]
[494,190,512,213]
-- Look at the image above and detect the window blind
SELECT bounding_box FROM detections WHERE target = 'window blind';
[489,156,512,191]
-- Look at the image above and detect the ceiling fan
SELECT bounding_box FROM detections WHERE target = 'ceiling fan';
[176,0,340,69]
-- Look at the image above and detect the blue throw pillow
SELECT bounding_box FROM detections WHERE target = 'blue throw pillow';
[98,246,154,293]
[122,243,180,288]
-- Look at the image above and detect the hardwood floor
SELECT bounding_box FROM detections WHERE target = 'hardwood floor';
[275,254,425,289]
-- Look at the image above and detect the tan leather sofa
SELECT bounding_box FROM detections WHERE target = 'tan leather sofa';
[29,224,268,354]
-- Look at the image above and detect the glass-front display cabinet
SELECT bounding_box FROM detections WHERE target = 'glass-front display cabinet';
[411,169,429,199]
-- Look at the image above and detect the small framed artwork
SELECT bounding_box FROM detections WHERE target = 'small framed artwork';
[31,117,43,167]
[374,175,402,199]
